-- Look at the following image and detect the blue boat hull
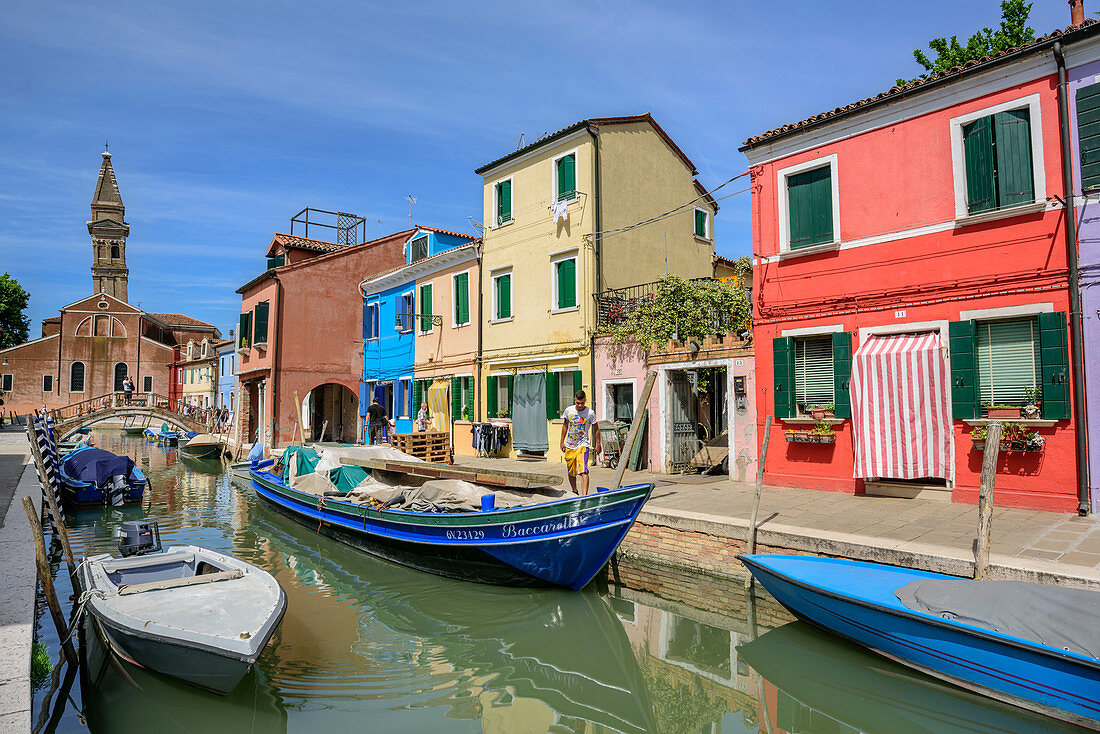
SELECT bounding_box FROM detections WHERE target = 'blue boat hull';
[59,470,145,508]
[740,555,1100,730]
[249,469,651,590]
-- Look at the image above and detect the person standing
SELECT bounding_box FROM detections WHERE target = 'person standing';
[123,375,134,404]
[416,402,430,432]
[367,397,389,445]
[559,390,601,496]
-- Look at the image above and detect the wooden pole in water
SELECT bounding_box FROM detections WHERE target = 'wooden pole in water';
[22,498,77,665]
[610,371,658,491]
[293,390,304,445]
[28,435,76,581]
[745,415,773,578]
[974,421,1002,580]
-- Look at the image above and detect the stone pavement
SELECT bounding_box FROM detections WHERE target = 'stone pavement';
[0,423,35,733]
[451,453,1100,585]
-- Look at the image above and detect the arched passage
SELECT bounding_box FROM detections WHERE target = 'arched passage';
[303,383,358,443]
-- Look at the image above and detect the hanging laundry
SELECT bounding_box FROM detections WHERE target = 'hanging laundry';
[551,200,569,224]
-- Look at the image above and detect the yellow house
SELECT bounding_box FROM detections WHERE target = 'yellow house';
[475,114,716,460]
[179,337,217,410]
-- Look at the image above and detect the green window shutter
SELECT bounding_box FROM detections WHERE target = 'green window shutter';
[455,273,469,324]
[557,154,576,201]
[420,284,433,331]
[694,209,707,237]
[412,380,422,416]
[507,375,515,415]
[266,257,276,269]
[832,332,852,419]
[572,370,583,398]
[238,312,250,347]
[254,301,269,344]
[546,370,560,420]
[772,336,795,419]
[496,274,511,319]
[993,109,1035,207]
[787,167,832,249]
[1038,311,1070,420]
[556,259,577,309]
[1077,83,1100,192]
[963,116,996,214]
[465,377,475,421]
[949,320,979,419]
[451,377,461,417]
[486,376,498,417]
[497,180,512,223]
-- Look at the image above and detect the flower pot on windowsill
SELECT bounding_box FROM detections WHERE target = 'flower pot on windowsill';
[810,409,835,420]
[786,431,836,444]
[972,439,986,451]
[986,407,1022,419]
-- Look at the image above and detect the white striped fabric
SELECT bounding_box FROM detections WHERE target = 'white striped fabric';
[851,332,954,481]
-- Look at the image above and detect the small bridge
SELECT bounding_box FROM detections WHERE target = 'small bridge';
[47,392,218,440]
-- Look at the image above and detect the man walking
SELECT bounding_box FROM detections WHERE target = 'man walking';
[559,390,601,496]
[367,397,390,445]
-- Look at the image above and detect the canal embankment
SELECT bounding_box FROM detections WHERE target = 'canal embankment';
[0,424,35,733]
[451,455,1100,589]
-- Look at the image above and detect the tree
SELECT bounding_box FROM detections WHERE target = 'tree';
[0,273,31,349]
[896,0,1035,86]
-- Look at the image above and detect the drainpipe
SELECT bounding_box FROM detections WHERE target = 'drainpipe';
[475,240,484,422]
[586,124,602,401]
[1054,41,1092,515]
[270,273,282,449]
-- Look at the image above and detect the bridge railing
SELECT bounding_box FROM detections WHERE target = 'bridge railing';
[47,392,218,429]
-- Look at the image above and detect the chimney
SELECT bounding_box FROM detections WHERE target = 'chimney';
[1071,0,1085,26]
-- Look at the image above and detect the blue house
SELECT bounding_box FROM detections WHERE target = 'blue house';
[215,338,236,423]
[359,227,473,440]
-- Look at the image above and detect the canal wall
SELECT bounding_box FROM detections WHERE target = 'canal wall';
[0,443,36,733]
[618,505,1100,590]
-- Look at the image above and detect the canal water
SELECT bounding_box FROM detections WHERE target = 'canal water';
[32,428,1087,733]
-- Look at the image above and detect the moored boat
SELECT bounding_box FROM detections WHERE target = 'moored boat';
[79,542,286,694]
[740,554,1100,730]
[179,433,228,459]
[248,446,651,590]
[59,446,146,507]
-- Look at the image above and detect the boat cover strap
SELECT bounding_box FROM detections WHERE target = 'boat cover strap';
[895,579,1100,659]
[101,551,195,571]
[118,568,244,596]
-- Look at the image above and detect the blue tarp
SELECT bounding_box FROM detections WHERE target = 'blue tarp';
[63,448,134,486]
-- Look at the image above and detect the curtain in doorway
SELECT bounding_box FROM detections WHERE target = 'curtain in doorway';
[428,380,450,432]
[851,332,953,481]
[512,372,549,452]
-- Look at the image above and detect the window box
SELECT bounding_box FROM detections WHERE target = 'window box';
[986,406,1021,419]
[972,439,1043,453]
[786,431,836,444]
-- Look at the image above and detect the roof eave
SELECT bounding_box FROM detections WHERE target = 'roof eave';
[475,121,589,175]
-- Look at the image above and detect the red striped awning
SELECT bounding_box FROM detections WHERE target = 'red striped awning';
[851,332,953,481]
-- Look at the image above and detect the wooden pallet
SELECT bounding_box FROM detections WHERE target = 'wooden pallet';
[339,457,562,489]
[391,431,449,461]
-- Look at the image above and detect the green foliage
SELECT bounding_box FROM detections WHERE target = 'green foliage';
[0,273,31,349]
[601,275,751,358]
[641,665,728,734]
[31,642,50,691]
[810,420,835,436]
[896,1,1035,86]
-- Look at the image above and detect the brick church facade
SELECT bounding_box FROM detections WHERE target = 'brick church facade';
[0,151,219,416]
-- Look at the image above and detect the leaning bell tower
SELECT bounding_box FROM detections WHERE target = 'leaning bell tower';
[87,149,130,301]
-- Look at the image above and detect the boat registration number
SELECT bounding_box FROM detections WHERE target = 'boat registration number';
[445,529,486,540]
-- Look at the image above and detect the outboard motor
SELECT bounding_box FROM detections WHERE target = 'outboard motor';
[106,474,128,507]
[118,520,162,557]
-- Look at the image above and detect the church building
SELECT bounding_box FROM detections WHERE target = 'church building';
[0,151,219,416]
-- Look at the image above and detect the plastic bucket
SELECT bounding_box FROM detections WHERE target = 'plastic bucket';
[481,493,496,511]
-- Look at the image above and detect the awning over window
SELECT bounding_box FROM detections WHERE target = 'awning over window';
[851,332,953,481]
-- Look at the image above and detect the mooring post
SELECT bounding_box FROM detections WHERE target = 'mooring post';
[27,428,77,581]
[610,371,658,491]
[22,497,77,664]
[974,421,1002,580]
[746,415,773,559]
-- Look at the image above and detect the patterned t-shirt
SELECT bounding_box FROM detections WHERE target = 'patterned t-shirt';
[562,406,597,450]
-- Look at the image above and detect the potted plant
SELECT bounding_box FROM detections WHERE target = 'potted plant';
[810,420,836,443]
[1023,385,1042,419]
[970,426,987,451]
[496,409,509,418]
[985,403,1022,419]
[809,402,835,420]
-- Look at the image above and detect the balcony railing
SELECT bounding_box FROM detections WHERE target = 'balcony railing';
[594,277,717,329]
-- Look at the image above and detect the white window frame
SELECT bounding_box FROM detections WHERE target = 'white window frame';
[949,93,1046,222]
[601,377,637,422]
[365,301,380,341]
[417,282,434,335]
[409,234,430,263]
[451,269,472,328]
[490,267,513,324]
[492,175,514,228]
[399,377,413,418]
[693,207,710,241]
[550,250,579,314]
[399,291,414,333]
[551,148,580,203]
[776,153,840,255]
[42,374,53,393]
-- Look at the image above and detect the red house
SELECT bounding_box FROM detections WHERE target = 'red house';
[743,22,1096,513]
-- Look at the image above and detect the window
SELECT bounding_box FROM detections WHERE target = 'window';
[238,312,252,347]
[1078,83,1100,192]
[253,301,269,344]
[611,383,634,422]
[545,370,583,419]
[111,245,120,259]
[495,178,512,225]
[94,314,110,336]
[793,337,834,414]
[497,380,510,415]
[399,292,413,333]
[187,343,194,359]
[451,376,474,420]
[962,110,1034,214]
[42,375,53,393]
[177,370,183,385]
[266,253,285,269]
[70,362,85,392]
[418,284,433,333]
[557,372,574,416]
[552,254,577,311]
[410,236,429,263]
[398,378,412,417]
[364,302,379,340]
[453,272,470,326]
[555,152,577,202]
[485,375,514,418]
[201,340,208,357]
[787,166,833,249]
[143,375,152,392]
[976,319,1040,407]
[694,208,709,239]
[492,270,512,321]
[1,374,12,392]
[114,363,127,392]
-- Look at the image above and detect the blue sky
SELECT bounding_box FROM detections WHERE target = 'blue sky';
[0,0,1073,334]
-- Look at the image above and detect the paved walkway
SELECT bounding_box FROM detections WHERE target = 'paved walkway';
[0,423,35,733]
[451,453,1100,580]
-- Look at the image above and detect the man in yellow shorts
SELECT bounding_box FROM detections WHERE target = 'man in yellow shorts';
[559,390,601,495]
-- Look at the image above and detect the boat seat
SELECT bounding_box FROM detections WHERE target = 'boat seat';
[117,568,243,596]
[100,551,195,572]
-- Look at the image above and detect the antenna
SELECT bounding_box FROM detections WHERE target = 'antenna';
[516,133,525,150]
[406,195,417,224]
[377,219,382,237]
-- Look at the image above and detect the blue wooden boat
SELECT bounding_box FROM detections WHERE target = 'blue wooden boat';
[740,554,1100,730]
[59,446,147,507]
[248,461,652,590]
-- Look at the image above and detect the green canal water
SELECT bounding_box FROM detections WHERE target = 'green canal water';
[32,429,1088,733]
